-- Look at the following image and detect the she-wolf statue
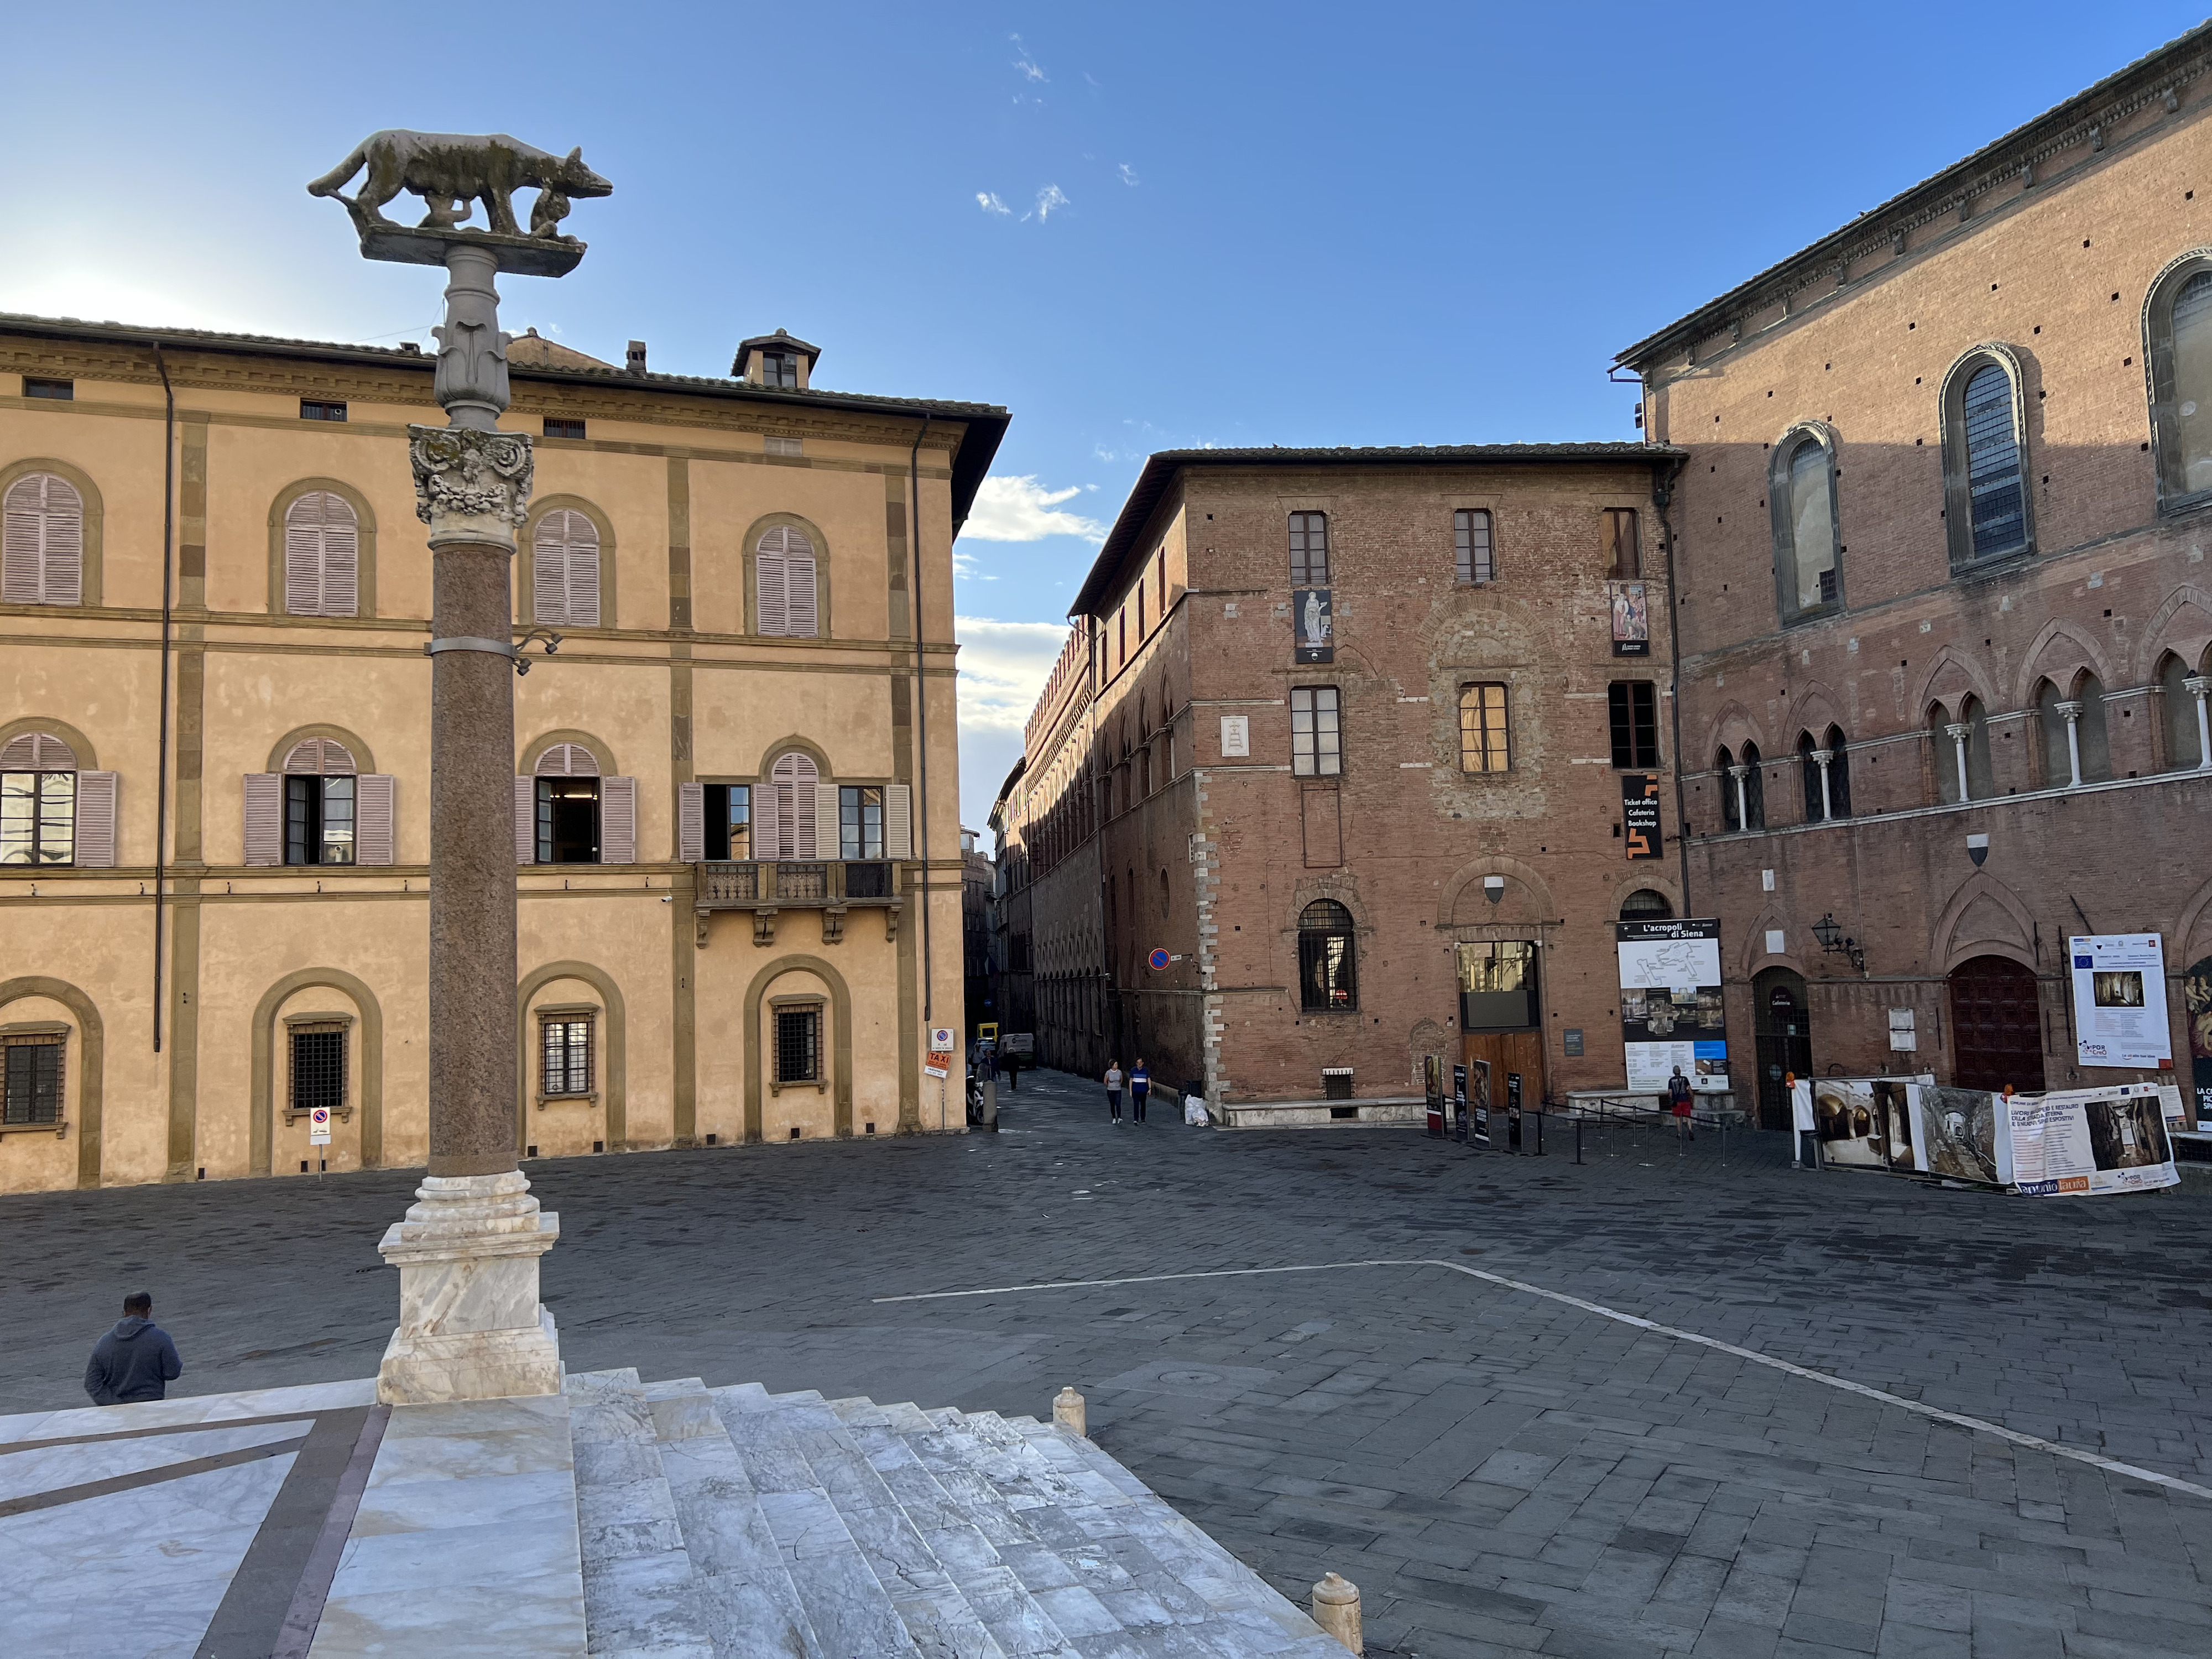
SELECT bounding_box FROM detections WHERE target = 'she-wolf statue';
[307,131,612,240]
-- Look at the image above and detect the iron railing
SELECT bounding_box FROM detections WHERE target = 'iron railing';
[695,860,898,906]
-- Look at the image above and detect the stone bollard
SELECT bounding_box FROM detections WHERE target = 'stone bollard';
[1053,1386,1087,1438]
[1310,1572,1361,1654]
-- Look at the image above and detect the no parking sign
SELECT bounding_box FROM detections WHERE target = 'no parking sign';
[309,1107,332,1145]
[925,1027,954,1078]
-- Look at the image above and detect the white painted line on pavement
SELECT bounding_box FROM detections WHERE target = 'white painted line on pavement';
[875,1256,2212,1504]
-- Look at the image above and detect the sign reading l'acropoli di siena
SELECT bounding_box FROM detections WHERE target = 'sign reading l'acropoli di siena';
[2069,934,2172,1070]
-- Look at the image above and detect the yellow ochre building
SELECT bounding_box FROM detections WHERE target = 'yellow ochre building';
[0,316,1003,1191]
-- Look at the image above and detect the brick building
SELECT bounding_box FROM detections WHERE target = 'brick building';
[1618,23,2212,1124]
[1000,446,1690,1122]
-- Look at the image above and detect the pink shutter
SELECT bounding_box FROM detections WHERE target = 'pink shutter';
[785,551,818,637]
[601,776,636,864]
[40,476,83,606]
[563,512,601,627]
[885,783,912,860]
[1,477,40,602]
[754,774,780,862]
[75,771,117,867]
[320,497,359,618]
[515,776,535,864]
[285,495,327,615]
[243,774,283,865]
[757,529,788,635]
[533,514,568,627]
[356,774,395,864]
[678,780,704,862]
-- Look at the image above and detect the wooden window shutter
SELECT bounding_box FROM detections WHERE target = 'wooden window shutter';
[792,775,818,859]
[813,782,839,859]
[785,529,818,638]
[74,771,118,867]
[0,732,76,770]
[755,774,781,861]
[243,774,283,865]
[757,529,789,635]
[356,774,396,864]
[564,513,600,627]
[321,498,358,617]
[535,742,599,778]
[677,781,704,862]
[514,776,535,864]
[601,776,637,864]
[4,473,83,605]
[285,492,357,617]
[885,782,912,859]
[532,513,570,627]
[284,737,358,775]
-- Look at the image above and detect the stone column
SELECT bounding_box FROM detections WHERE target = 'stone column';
[1728,764,1749,831]
[1811,748,1834,821]
[2186,675,2211,770]
[375,249,559,1407]
[1945,722,1972,802]
[2055,699,2084,788]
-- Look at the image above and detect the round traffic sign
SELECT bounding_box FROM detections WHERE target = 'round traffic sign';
[1147,948,1170,972]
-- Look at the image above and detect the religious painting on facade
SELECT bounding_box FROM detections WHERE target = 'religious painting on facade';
[1609,581,1650,657]
[1293,587,1333,663]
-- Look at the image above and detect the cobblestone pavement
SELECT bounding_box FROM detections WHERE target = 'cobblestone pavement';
[6,1068,2212,1658]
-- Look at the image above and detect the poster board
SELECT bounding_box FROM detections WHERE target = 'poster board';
[1609,581,1650,657]
[2000,1083,2178,1196]
[1810,1076,1930,1172]
[1616,919,1728,1092]
[2068,934,2172,1069]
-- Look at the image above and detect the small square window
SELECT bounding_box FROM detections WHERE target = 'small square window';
[301,399,348,422]
[776,1006,822,1083]
[544,416,586,440]
[765,435,804,457]
[23,377,73,401]
[2,1035,64,1125]
[290,1025,346,1114]
[763,352,799,389]
[540,1016,593,1097]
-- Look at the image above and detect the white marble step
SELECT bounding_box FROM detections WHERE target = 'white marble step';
[568,1369,716,1659]
[687,1381,922,1658]
[712,1387,1019,1659]
[640,1378,822,1659]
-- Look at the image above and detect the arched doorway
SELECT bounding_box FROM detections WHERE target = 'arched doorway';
[1947,955,2047,1093]
[1752,967,1811,1130]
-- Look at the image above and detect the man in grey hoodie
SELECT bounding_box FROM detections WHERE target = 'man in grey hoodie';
[84,1291,183,1406]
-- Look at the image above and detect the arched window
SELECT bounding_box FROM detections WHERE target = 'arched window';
[1771,430,1840,620]
[283,738,357,866]
[283,491,360,617]
[1297,899,1357,1011]
[2,472,85,606]
[2161,651,2208,769]
[763,751,823,859]
[1824,726,1851,818]
[1934,700,1996,802]
[1942,350,2031,567]
[2146,256,2212,508]
[757,525,820,637]
[1798,733,1824,823]
[0,731,78,864]
[534,743,602,864]
[1740,741,1765,829]
[2034,679,2069,786]
[531,508,601,627]
[1288,512,1329,586]
[1619,889,1673,920]
[2073,674,2112,782]
[1715,747,1741,833]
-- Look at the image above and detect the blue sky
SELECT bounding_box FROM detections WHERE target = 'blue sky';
[2,3,2200,828]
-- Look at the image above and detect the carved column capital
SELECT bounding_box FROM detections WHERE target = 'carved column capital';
[2183,676,2210,698]
[2053,700,2084,722]
[1944,722,1971,741]
[410,424,534,550]
[1810,749,1834,768]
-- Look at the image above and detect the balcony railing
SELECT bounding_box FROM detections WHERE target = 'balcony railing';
[696,860,899,907]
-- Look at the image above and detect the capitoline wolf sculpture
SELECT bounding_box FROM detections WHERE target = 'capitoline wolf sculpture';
[308,130,611,243]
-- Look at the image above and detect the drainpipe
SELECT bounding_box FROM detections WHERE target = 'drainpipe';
[151,343,176,1053]
[909,415,935,1021]
[1650,441,1692,912]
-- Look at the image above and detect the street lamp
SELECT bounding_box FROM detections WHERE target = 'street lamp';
[1811,912,1866,974]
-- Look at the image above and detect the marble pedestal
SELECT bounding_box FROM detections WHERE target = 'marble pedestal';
[375,1171,563,1405]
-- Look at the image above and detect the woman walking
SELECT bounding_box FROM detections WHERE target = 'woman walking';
[1103,1059,1124,1124]
[1130,1058,1150,1123]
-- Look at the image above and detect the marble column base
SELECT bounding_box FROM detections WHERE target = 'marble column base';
[375,1171,562,1406]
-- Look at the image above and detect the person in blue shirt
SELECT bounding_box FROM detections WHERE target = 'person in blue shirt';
[1129,1059,1150,1123]
[85,1291,183,1406]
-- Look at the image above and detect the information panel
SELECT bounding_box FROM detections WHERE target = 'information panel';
[2068,934,2172,1069]
[1616,919,1727,1092]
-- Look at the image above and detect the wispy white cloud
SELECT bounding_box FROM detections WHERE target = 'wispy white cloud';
[1117,163,1140,186]
[975,191,1010,216]
[965,476,1107,543]
[1010,34,1047,83]
[1027,184,1070,222]
[956,617,1072,736]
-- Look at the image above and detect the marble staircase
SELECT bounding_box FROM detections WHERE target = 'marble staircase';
[569,1368,1352,1659]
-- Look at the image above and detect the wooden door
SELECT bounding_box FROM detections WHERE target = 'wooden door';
[1463,1030,1546,1120]
[1948,954,2047,1093]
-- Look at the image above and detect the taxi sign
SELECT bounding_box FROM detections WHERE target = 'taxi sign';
[925,1027,954,1079]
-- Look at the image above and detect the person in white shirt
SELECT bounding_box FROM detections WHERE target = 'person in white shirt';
[1103,1061,1124,1124]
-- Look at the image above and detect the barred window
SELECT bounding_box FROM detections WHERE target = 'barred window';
[1608,682,1660,769]
[1290,687,1341,777]
[1459,683,1510,773]
[1454,509,1494,584]
[541,1017,593,1097]
[1288,512,1329,586]
[776,1006,822,1084]
[289,1024,346,1115]
[1297,900,1357,1012]
[2,1035,63,1125]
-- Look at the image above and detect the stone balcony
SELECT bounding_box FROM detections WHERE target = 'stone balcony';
[692,860,904,946]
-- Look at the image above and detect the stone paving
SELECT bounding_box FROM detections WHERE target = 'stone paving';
[4,1068,2211,1657]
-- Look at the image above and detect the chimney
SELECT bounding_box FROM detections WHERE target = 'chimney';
[626,340,647,374]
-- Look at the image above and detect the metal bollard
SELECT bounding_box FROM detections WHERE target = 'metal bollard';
[1574,1118,1584,1165]
[1053,1386,1087,1438]
[1310,1572,1362,1653]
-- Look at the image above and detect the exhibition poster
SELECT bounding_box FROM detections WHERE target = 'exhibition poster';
[2004,1083,2178,1196]
[2068,933,2173,1069]
[1811,1076,1930,1172]
[1908,1085,2009,1186]
[1616,919,1728,1093]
